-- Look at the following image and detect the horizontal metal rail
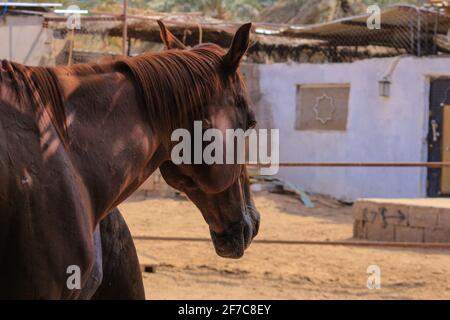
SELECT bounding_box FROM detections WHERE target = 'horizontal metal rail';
[133,236,450,250]
[248,162,450,168]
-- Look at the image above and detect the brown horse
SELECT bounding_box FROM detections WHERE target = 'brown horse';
[89,208,145,300]
[0,21,260,299]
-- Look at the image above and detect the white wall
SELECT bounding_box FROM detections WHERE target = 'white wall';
[0,15,53,66]
[258,56,450,201]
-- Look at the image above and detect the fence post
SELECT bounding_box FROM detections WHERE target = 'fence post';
[122,0,128,56]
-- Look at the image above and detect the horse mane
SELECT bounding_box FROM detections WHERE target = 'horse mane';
[114,43,234,142]
[0,60,68,146]
[1,43,246,147]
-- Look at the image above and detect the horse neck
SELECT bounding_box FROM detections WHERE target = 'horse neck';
[55,64,168,223]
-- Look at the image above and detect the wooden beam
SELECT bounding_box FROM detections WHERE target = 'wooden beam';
[133,235,450,249]
[122,0,128,56]
[249,162,450,168]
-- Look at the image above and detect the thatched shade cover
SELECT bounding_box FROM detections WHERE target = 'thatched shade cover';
[44,5,450,62]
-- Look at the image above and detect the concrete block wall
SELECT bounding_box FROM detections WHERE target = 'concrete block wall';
[353,199,450,243]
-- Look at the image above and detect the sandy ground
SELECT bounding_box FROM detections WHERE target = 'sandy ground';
[119,191,450,300]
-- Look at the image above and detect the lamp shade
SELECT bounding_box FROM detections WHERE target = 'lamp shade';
[379,78,391,97]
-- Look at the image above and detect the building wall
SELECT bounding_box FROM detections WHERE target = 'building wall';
[256,56,450,201]
[0,15,53,66]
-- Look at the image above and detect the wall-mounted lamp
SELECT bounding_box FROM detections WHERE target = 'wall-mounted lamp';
[378,77,391,97]
[379,56,402,98]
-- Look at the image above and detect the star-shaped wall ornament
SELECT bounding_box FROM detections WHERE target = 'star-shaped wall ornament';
[313,94,336,124]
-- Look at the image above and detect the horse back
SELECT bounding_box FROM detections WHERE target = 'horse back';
[0,62,96,299]
[0,110,10,257]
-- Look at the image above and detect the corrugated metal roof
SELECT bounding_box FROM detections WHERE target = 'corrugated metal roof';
[256,5,448,37]
[40,4,450,58]
[253,5,450,55]
[0,2,62,14]
[0,2,62,7]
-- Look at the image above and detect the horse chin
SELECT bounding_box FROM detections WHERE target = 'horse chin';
[209,207,260,259]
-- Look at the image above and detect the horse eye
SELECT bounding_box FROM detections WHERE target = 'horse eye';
[247,120,257,130]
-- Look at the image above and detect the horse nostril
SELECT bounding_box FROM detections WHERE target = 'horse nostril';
[253,217,260,238]
[247,206,260,238]
[243,223,251,249]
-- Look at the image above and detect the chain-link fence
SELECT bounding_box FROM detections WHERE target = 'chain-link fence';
[256,4,450,62]
[42,4,450,65]
[2,2,448,66]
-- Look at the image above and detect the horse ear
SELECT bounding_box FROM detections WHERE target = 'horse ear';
[157,20,186,50]
[223,23,252,73]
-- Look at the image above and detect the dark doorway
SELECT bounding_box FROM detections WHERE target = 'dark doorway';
[427,78,450,197]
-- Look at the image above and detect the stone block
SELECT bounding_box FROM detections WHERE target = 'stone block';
[409,207,439,229]
[395,226,424,242]
[437,209,450,229]
[366,221,395,241]
[352,201,378,222]
[378,204,409,226]
[353,220,367,239]
[424,228,450,243]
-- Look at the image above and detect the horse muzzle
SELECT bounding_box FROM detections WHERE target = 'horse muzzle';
[210,206,260,259]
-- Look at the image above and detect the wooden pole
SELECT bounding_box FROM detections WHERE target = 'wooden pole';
[248,162,450,168]
[67,28,75,66]
[133,235,450,250]
[122,0,128,56]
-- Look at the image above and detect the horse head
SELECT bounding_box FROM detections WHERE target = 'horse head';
[157,21,260,258]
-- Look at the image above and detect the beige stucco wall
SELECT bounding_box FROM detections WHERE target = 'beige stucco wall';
[0,15,53,66]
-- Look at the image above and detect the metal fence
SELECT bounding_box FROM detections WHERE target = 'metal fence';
[41,4,450,65]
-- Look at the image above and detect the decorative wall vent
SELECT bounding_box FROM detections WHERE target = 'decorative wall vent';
[296,84,350,131]
[313,94,336,124]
